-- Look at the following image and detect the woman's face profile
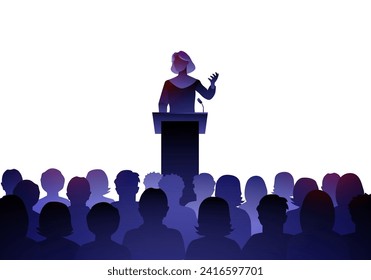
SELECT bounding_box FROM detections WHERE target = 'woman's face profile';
[173,55,188,73]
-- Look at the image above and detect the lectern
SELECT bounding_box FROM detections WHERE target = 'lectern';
[153,113,208,205]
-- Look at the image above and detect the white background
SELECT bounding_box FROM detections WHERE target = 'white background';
[1,1,370,197]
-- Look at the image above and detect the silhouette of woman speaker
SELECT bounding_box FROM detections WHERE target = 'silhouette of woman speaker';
[159,51,219,113]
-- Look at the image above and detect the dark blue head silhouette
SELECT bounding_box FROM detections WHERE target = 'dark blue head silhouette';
[215,175,244,207]
[38,202,73,238]
[1,169,23,195]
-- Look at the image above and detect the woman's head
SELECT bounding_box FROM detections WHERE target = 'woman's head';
[171,51,195,74]
[197,197,233,237]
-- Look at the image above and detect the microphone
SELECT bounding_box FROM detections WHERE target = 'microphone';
[197,98,204,113]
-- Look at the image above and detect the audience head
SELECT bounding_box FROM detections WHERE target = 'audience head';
[41,168,65,194]
[300,190,335,233]
[292,177,318,207]
[257,194,288,227]
[114,170,140,197]
[348,194,371,232]
[193,173,215,198]
[336,173,364,207]
[197,197,233,237]
[0,195,29,240]
[139,188,169,222]
[13,179,40,209]
[1,169,23,195]
[143,172,163,189]
[87,202,120,237]
[321,173,340,204]
[86,169,110,195]
[158,174,185,202]
[244,175,267,204]
[272,171,294,198]
[215,175,244,207]
[66,177,91,206]
[38,202,73,238]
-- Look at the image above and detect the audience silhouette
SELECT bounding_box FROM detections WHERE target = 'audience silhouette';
[34,168,70,213]
[287,190,349,259]
[321,172,340,207]
[1,169,23,196]
[215,175,251,248]
[111,170,142,243]
[242,194,291,259]
[186,197,241,259]
[13,179,42,241]
[66,176,94,245]
[0,195,40,259]
[271,171,295,210]
[186,173,215,217]
[123,188,185,259]
[240,175,267,235]
[158,174,198,247]
[343,194,371,259]
[284,177,318,234]
[37,202,79,259]
[143,172,163,189]
[334,173,364,234]
[76,202,131,259]
[86,169,115,208]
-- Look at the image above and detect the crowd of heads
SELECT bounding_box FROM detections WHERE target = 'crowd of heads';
[1,168,370,260]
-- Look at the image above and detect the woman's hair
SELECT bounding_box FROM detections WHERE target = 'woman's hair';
[171,51,195,74]
[196,197,233,237]
[38,202,73,237]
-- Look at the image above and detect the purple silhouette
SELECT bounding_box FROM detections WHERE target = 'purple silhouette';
[242,194,292,259]
[143,171,163,189]
[1,169,22,196]
[37,202,79,259]
[284,177,318,234]
[66,176,94,245]
[159,51,218,113]
[76,202,131,260]
[186,197,241,260]
[123,188,185,259]
[240,175,267,235]
[321,172,340,207]
[334,173,364,234]
[34,168,70,213]
[215,175,251,248]
[271,171,295,210]
[86,169,115,208]
[186,173,215,217]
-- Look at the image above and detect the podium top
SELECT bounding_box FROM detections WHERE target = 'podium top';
[152,112,208,134]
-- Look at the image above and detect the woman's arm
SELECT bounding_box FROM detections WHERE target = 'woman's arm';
[196,72,219,100]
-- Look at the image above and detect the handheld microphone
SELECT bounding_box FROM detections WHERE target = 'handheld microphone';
[197,98,204,113]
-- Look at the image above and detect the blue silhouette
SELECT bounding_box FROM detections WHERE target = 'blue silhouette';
[185,197,241,260]
[343,194,371,259]
[186,173,215,217]
[287,190,349,259]
[215,175,251,248]
[143,171,163,189]
[240,175,267,235]
[34,168,70,213]
[66,176,94,245]
[284,177,318,234]
[271,171,295,210]
[76,202,131,260]
[334,173,364,234]
[0,195,40,259]
[242,194,292,259]
[1,169,22,196]
[123,188,185,259]
[158,51,218,113]
[86,169,115,208]
[158,174,198,247]
[111,170,142,243]
[13,179,42,241]
[37,202,79,259]
[321,172,340,207]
